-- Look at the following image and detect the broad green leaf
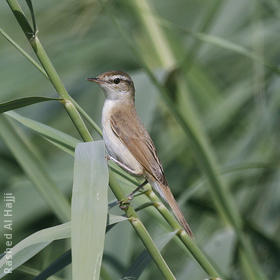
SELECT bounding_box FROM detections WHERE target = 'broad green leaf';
[0,97,61,114]
[71,141,109,280]
[0,222,71,278]
[0,116,71,222]
[5,111,79,151]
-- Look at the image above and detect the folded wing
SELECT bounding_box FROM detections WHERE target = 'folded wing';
[110,108,168,186]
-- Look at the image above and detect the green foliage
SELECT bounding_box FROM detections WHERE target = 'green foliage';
[0,222,71,278]
[0,97,61,114]
[71,142,108,280]
[0,0,279,279]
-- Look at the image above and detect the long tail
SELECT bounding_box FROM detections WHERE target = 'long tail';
[153,181,193,237]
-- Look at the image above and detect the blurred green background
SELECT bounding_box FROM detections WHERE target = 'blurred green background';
[0,0,280,279]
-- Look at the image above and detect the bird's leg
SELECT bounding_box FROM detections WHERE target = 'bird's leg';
[118,180,148,210]
[106,154,142,176]
[127,179,148,200]
[106,155,147,208]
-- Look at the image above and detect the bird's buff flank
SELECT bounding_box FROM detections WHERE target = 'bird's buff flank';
[88,71,192,236]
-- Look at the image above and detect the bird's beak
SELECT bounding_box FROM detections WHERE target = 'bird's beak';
[87,77,101,83]
[87,77,107,84]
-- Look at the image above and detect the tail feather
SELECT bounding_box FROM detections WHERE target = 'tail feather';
[153,181,193,237]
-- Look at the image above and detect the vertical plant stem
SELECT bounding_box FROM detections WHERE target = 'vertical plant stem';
[239,249,259,280]
[130,0,175,69]
[130,217,175,280]
[62,100,93,142]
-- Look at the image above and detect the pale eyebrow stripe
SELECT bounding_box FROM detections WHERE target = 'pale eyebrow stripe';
[111,75,130,82]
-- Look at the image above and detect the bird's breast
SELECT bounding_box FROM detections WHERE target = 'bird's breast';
[102,100,144,176]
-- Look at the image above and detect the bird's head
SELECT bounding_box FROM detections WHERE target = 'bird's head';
[88,71,135,102]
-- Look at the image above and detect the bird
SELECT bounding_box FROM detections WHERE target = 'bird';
[88,71,192,236]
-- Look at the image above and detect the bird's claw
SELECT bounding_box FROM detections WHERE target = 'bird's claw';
[119,198,131,210]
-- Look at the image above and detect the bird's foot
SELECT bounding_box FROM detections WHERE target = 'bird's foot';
[119,198,131,210]
[117,180,148,210]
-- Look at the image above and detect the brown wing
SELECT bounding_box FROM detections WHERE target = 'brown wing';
[110,108,168,185]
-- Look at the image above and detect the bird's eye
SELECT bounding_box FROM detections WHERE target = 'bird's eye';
[113,78,120,84]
